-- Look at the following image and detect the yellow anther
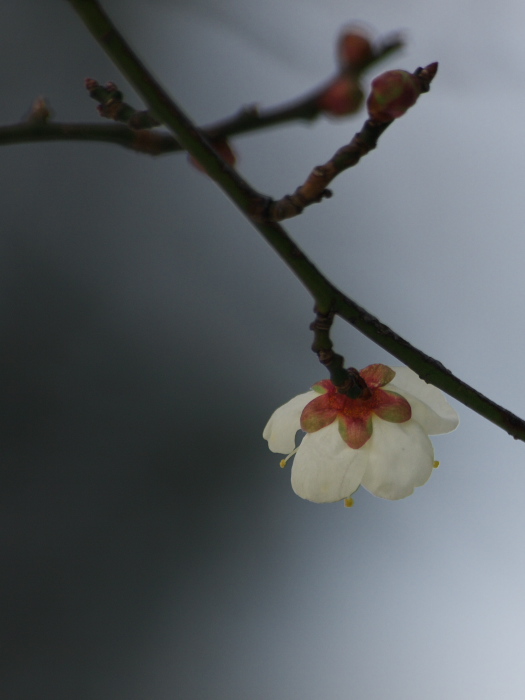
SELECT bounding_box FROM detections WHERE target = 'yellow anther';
[433,460,440,469]
[279,447,298,468]
[344,497,354,508]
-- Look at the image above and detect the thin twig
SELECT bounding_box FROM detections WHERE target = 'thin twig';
[254,63,437,222]
[85,78,161,128]
[0,120,178,154]
[310,307,368,398]
[0,27,404,155]
[252,118,391,221]
[65,0,525,441]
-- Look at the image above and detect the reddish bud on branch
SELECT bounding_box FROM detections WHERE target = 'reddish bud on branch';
[337,28,374,71]
[316,77,364,117]
[367,70,421,122]
[366,63,438,123]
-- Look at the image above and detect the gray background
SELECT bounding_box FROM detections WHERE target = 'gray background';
[3,1,525,698]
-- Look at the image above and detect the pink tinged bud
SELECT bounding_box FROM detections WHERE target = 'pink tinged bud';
[189,139,237,175]
[317,77,364,117]
[337,29,374,71]
[366,70,421,123]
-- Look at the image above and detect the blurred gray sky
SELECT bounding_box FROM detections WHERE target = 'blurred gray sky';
[3,1,525,699]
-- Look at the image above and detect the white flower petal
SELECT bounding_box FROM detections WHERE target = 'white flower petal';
[263,390,317,453]
[291,421,369,503]
[360,418,435,500]
[388,367,459,435]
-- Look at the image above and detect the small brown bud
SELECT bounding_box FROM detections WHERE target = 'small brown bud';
[366,70,421,122]
[337,28,374,71]
[317,77,364,117]
[84,78,99,92]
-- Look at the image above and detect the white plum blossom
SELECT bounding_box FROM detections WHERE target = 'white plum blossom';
[263,364,459,503]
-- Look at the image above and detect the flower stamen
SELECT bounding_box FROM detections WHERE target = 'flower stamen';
[280,447,299,468]
[344,497,355,508]
[433,460,440,469]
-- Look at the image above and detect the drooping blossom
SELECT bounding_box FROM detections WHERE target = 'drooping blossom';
[263,364,459,503]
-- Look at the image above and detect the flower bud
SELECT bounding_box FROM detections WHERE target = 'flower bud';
[337,29,374,71]
[26,96,52,124]
[189,139,236,174]
[366,70,421,122]
[317,77,364,117]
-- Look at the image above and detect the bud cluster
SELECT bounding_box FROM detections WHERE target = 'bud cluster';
[316,26,374,118]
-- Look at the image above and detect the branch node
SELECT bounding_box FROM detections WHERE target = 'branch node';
[86,78,160,129]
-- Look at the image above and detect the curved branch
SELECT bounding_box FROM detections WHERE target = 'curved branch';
[66,0,525,441]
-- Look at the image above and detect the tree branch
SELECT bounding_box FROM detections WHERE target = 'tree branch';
[251,116,392,221]
[65,0,525,441]
[0,120,180,154]
[254,63,437,222]
[310,307,370,399]
[0,25,403,155]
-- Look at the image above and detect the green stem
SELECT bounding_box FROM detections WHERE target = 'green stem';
[66,0,525,441]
